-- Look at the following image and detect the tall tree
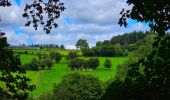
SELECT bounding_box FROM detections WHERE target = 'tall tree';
[76,39,89,50]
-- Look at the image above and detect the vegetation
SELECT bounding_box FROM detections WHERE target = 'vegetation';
[102,0,170,100]
[53,73,104,100]
[0,33,35,99]
[76,39,89,50]
[104,59,112,69]
[68,58,85,70]
[66,51,79,60]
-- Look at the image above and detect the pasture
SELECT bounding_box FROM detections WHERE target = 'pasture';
[17,49,127,98]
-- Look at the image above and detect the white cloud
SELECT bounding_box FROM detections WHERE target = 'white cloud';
[0,0,149,48]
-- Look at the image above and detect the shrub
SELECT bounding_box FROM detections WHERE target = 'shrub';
[24,51,28,54]
[53,73,104,100]
[44,58,53,69]
[40,59,46,69]
[30,58,40,70]
[68,58,85,70]
[104,59,112,68]
[22,63,32,70]
[54,52,62,63]
[66,51,78,60]
[37,52,42,60]
[50,51,56,60]
[87,58,99,70]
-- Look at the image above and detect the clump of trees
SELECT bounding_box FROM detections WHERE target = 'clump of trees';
[104,59,112,69]
[52,73,104,100]
[23,52,56,70]
[68,58,99,70]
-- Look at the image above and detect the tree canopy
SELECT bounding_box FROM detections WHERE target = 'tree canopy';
[76,39,89,50]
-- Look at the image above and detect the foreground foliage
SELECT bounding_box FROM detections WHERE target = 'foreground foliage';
[53,73,104,100]
[0,34,36,99]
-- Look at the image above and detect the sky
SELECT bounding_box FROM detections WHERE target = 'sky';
[0,0,149,49]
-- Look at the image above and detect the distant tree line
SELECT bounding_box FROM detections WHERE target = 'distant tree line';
[28,44,65,49]
[80,31,152,57]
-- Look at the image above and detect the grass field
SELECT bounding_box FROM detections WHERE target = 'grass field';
[20,54,127,98]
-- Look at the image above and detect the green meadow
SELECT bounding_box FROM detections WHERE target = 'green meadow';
[19,52,127,98]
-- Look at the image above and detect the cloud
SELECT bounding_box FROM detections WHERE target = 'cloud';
[0,0,149,49]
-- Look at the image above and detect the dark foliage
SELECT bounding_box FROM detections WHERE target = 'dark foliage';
[0,0,11,7]
[30,58,40,70]
[50,51,62,62]
[0,33,35,99]
[23,0,65,34]
[103,0,170,100]
[44,58,53,69]
[66,51,78,60]
[68,58,85,70]
[87,58,99,70]
[82,48,95,57]
[104,59,112,68]
[119,0,170,36]
[53,73,104,100]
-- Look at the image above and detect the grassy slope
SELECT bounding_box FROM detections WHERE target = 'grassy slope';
[20,54,127,98]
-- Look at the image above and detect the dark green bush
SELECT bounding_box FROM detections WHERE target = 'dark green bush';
[104,59,112,68]
[68,58,85,70]
[30,58,40,70]
[82,48,95,57]
[87,58,99,70]
[44,58,53,69]
[66,51,78,60]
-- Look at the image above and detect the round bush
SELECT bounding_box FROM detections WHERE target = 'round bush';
[53,73,104,100]
[68,58,85,70]
[66,51,78,60]
[87,58,99,70]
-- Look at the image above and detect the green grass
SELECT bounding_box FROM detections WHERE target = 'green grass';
[20,54,127,98]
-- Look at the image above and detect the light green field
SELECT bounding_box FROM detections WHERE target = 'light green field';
[13,49,82,56]
[20,54,127,98]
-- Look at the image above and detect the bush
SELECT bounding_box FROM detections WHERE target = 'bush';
[30,58,40,70]
[53,73,104,100]
[40,59,46,69]
[104,59,112,68]
[50,51,56,60]
[22,63,32,70]
[68,58,85,70]
[44,58,53,69]
[54,52,62,63]
[66,51,78,60]
[82,48,95,57]
[87,58,99,70]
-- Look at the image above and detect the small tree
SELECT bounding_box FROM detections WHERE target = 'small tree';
[87,58,99,70]
[104,59,112,69]
[66,51,78,60]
